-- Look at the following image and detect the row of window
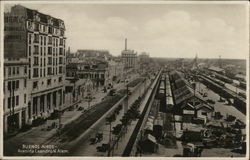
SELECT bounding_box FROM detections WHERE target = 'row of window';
[32,77,63,89]
[78,73,105,79]
[27,21,65,37]
[4,66,27,77]
[29,56,65,68]
[28,45,65,57]
[28,33,65,47]
[32,66,65,78]
[7,95,20,109]
[5,80,27,92]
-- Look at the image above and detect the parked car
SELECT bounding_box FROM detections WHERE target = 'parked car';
[77,107,84,111]
[96,143,110,152]
[203,93,208,97]
[109,89,116,96]
[90,132,103,144]
[128,90,132,95]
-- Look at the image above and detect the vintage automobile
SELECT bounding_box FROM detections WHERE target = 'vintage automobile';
[90,132,103,144]
[96,143,110,152]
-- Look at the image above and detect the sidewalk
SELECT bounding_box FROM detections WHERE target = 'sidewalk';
[110,78,153,156]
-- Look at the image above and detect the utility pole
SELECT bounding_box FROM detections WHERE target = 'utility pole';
[108,120,112,156]
[140,130,143,157]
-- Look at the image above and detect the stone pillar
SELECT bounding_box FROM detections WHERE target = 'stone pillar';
[37,96,40,116]
[25,108,28,124]
[44,94,47,112]
[40,95,44,113]
[4,115,8,133]
[18,111,22,129]
[58,89,62,110]
[54,91,58,110]
[50,93,53,112]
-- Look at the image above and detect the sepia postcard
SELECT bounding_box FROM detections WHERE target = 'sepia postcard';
[0,0,249,159]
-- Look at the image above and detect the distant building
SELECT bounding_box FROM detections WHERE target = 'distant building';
[139,52,150,63]
[208,66,225,74]
[66,57,124,90]
[4,5,66,132]
[76,60,108,88]
[76,49,112,60]
[191,54,198,70]
[66,63,78,78]
[121,38,138,69]
[66,53,78,65]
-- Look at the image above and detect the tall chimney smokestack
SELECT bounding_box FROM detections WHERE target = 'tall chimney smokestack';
[125,38,127,50]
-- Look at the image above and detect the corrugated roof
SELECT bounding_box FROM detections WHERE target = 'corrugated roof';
[209,66,224,72]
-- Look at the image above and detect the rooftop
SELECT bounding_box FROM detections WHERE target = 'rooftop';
[7,5,65,29]
[208,66,225,72]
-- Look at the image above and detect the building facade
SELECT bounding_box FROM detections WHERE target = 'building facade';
[121,39,138,69]
[3,59,29,133]
[4,5,66,132]
[76,60,109,89]
[121,50,138,69]
[139,52,150,64]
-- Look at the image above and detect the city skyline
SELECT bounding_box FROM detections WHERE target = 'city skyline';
[4,2,249,59]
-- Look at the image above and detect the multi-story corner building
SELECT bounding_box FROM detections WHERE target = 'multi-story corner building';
[76,60,109,89]
[121,39,138,69]
[4,5,66,130]
[66,57,124,90]
[3,58,29,133]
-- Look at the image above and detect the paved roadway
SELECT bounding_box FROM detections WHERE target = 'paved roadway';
[196,82,245,122]
[4,72,139,156]
[71,78,151,156]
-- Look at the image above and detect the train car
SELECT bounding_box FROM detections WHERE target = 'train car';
[166,96,174,108]
[159,81,165,90]
[153,118,164,140]
[215,74,233,84]
[239,81,246,90]
[238,92,246,99]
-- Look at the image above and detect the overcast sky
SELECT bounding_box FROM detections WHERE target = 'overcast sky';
[4,2,249,59]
